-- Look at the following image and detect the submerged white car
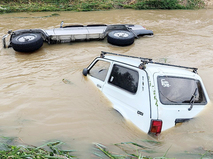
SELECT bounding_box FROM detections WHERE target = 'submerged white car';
[82,51,209,135]
[2,22,153,52]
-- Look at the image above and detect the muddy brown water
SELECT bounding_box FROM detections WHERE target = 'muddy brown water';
[0,9,213,158]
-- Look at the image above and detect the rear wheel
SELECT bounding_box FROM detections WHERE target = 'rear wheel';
[107,30,135,46]
[11,33,43,52]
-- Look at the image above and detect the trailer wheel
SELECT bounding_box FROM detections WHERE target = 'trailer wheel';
[107,30,135,46]
[11,33,43,52]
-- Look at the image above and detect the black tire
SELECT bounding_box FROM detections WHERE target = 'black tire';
[107,30,135,46]
[11,33,43,52]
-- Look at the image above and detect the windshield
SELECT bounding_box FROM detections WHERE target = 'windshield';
[157,76,207,105]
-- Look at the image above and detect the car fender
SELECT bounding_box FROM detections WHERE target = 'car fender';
[112,104,130,120]
[103,94,130,120]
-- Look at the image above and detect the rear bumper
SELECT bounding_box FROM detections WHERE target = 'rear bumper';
[133,29,154,36]
[175,118,191,125]
[2,33,10,48]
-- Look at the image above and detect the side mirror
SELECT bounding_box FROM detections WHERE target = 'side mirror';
[82,68,89,76]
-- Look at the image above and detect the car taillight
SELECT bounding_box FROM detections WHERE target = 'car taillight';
[149,120,162,135]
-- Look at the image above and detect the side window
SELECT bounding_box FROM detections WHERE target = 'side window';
[89,60,110,81]
[108,64,139,93]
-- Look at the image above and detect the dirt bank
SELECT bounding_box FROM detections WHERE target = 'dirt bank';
[204,0,213,8]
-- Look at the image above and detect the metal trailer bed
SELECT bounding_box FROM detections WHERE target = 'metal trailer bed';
[2,21,154,52]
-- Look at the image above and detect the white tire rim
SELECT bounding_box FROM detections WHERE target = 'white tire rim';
[17,34,37,42]
[114,32,129,38]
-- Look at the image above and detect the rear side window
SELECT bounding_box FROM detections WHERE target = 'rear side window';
[157,76,207,105]
[108,64,139,93]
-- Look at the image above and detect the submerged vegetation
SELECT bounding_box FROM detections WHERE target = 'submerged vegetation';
[0,136,213,159]
[0,137,76,159]
[0,0,206,13]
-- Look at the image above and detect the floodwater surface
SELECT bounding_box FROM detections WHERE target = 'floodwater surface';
[0,9,213,158]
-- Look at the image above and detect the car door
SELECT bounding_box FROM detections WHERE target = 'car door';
[88,59,112,91]
[102,63,152,133]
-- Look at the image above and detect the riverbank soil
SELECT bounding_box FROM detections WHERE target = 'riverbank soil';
[204,0,213,8]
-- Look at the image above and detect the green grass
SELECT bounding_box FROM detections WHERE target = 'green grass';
[0,0,206,13]
[94,142,174,159]
[0,136,76,159]
[94,140,213,159]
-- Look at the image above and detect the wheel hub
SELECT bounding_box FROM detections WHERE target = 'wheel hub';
[114,32,129,38]
[18,35,37,42]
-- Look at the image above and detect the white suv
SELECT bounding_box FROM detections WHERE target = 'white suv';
[82,51,209,135]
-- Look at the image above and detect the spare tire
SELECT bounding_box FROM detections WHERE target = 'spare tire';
[107,30,135,46]
[11,33,43,52]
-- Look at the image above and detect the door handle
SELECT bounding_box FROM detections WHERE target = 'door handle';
[97,84,101,88]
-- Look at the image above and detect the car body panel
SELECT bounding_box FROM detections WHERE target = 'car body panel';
[88,57,152,133]
[152,71,209,131]
[83,52,210,134]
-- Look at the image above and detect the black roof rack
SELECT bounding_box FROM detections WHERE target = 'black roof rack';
[101,51,198,73]
[101,51,152,62]
[148,61,198,73]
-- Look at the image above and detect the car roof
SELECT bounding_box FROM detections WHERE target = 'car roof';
[104,55,142,67]
[102,54,197,77]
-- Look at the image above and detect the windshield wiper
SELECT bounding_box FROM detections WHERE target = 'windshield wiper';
[188,88,198,111]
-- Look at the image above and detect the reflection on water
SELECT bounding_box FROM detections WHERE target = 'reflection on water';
[0,9,213,158]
